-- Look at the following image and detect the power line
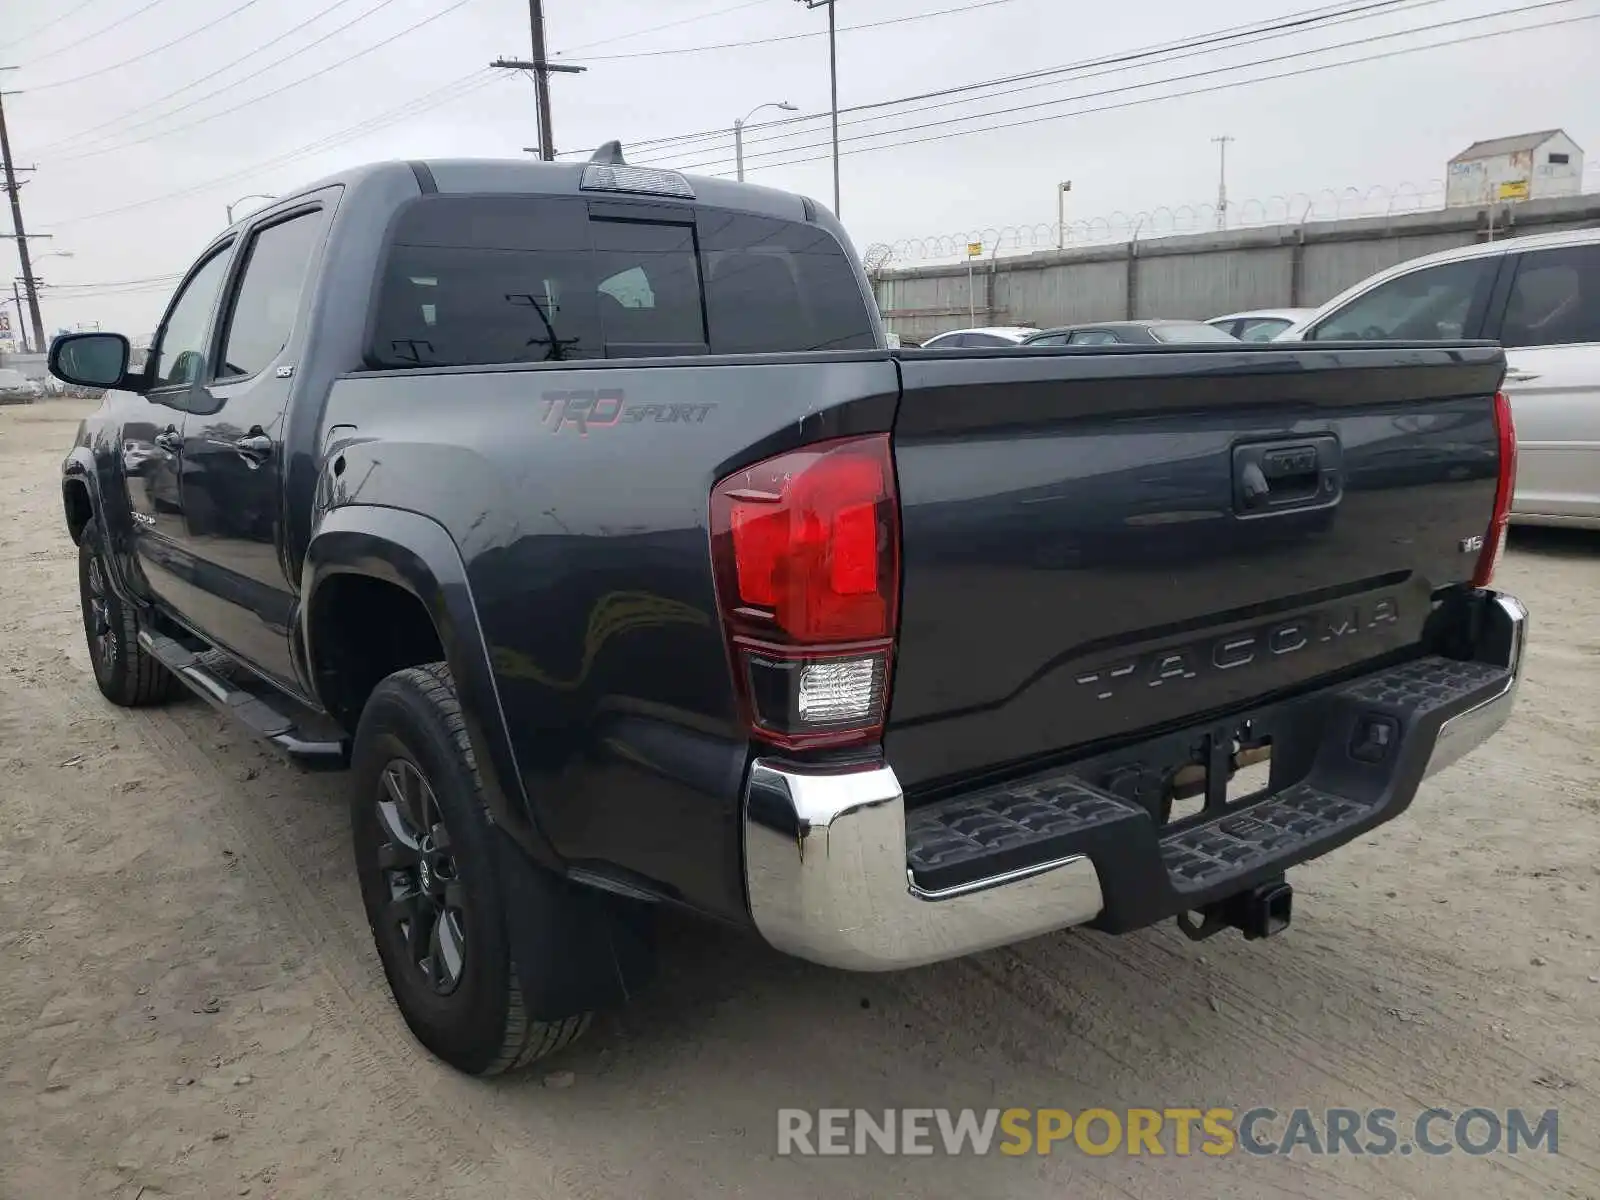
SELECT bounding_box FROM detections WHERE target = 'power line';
[692,6,1595,178]
[570,0,1023,62]
[670,0,1579,172]
[45,0,481,164]
[553,0,772,54]
[40,0,428,160]
[22,0,269,92]
[34,0,388,153]
[628,0,1444,167]
[6,0,108,51]
[44,70,504,227]
[19,0,178,68]
[575,0,1426,160]
[43,273,185,289]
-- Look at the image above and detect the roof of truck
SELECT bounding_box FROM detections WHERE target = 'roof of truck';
[256,156,820,233]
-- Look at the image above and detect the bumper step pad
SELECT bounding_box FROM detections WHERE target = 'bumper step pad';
[904,654,1512,928]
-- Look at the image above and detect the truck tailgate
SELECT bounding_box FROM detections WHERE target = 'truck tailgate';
[885,343,1507,790]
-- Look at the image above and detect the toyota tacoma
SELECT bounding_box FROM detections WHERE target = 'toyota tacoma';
[53,146,1525,1076]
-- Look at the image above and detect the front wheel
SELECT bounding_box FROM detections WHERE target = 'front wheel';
[350,664,589,1075]
[77,520,178,707]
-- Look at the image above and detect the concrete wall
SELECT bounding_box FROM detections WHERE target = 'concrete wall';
[871,192,1600,343]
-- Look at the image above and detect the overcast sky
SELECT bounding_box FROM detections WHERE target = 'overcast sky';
[3,0,1596,337]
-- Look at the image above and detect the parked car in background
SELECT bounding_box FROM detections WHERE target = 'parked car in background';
[919,325,1035,348]
[1020,319,1240,346]
[1277,228,1600,528]
[1207,308,1316,342]
[0,368,42,402]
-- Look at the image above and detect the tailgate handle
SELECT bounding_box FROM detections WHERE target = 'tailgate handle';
[1234,436,1341,516]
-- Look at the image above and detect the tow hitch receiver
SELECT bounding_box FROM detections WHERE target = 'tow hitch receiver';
[1176,878,1293,942]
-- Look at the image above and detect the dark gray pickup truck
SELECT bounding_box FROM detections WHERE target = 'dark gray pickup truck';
[52,146,1525,1076]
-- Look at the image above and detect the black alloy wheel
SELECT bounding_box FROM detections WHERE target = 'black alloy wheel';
[373,757,469,996]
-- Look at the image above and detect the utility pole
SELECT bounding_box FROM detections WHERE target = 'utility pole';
[1056,180,1072,251]
[1212,134,1234,230]
[491,2,586,161]
[0,71,47,356]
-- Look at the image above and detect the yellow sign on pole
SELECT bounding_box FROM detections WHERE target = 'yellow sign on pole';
[967,241,983,257]
[1497,179,1530,201]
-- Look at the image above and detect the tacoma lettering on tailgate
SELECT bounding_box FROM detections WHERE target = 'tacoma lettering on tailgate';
[1075,598,1400,702]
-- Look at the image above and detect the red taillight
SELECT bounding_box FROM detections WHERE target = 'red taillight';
[710,434,900,749]
[1473,389,1517,588]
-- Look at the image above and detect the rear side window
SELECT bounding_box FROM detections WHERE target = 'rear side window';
[698,211,874,353]
[369,195,603,368]
[1238,317,1290,341]
[1500,244,1600,348]
[367,195,872,369]
[218,209,329,379]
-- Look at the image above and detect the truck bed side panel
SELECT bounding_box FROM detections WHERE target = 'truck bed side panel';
[886,344,1506,791]
[319,354,899,920]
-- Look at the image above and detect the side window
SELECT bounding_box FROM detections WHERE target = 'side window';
[590,218,706,355]
[1500,244,1600,349]
[925,333,965,348]
[1309,258,1496,341]
[1067,330,1116,345]
[368,195,603,368]
[964,333,1012,347]
[697,211,875,353]
[151,245,234,388]
[217,209,329,379]
[1027,334,1068,347]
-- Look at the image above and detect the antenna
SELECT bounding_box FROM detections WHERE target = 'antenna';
[589,140,627,166]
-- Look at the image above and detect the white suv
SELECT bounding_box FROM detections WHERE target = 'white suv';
[1278,228,1600,528]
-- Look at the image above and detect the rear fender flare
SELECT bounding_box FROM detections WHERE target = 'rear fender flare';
[301,505,559,870]
[62,446,140,603]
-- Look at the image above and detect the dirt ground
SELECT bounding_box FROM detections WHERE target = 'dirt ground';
[1,399,1597,1200]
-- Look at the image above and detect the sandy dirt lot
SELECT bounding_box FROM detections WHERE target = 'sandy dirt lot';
[1,399,1597,1200]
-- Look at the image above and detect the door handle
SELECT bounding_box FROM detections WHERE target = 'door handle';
[1505,370,1540,384]
[153,427,182,452]
[1233,434,1343,516]
[234,433,273,461]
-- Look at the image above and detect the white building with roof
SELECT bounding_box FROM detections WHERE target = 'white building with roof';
[1446,129,1584,207]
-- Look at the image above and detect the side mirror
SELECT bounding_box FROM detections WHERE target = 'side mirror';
[49,332,144,393]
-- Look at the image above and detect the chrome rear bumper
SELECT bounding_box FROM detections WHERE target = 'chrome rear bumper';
[743,592,1526,972]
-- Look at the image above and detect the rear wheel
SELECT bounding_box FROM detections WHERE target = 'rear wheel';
[350,664,588,1075]
[77,520,178,707]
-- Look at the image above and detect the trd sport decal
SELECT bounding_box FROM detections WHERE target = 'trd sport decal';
[539,390,715,436]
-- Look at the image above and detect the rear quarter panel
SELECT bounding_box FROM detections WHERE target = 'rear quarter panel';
[318,354,898,919]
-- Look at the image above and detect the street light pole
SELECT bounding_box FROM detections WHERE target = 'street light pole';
[1212,134,1234,230]
[796,0,840,217]
[10,280,26,352]
[734,101,797,182]
[1057,180,1071,250]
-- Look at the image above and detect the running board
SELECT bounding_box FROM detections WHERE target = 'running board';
[137,630,348,767]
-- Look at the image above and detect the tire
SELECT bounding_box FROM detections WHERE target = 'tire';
[78,519,179,707]
[350,663,589,1076]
